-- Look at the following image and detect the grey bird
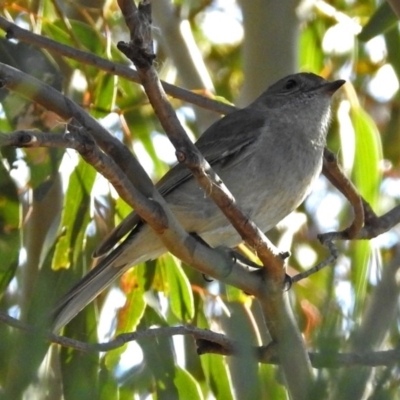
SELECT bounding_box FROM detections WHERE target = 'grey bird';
[52,73,345,331]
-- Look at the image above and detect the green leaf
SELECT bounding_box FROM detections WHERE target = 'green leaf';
[0,159,19,297]
[225,284,248,303]
[0,116,12,132]
[299,21,324,73]
[258,363,287,400]
[174,367,203,400]
[52,159,96,270]
[42,20,101,76]
[61,315,100,399]
[350,240,371,315]
[118,263,148,332]
[104,263,149,371]
[92,72,118,118]
[351,106,382,210]
[196,299,234,399]
[43,19,105,55]
[161,255,194,321]
[200,354,234,400]
[138,308,179,398]
[350,105,382,311]
[99,362,119,400]
[359,2,398,42]
[24,147,64,190]
[385,27,400,82]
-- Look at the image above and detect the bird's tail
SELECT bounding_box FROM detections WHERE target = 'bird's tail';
[51,246,128,332]
[51,222,166,332]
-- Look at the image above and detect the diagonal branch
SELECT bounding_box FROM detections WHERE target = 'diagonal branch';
[0,128,162,223]
[0,126,263,293]
[3,12,396,252]
[115,2,313,399]
[117,0,284,288]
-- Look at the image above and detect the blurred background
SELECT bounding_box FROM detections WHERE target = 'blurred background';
[0,0,399,399]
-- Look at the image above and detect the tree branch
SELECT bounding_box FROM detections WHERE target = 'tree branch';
[114,2,313,399]
[1,311,398,368]
[0,128,165,225]
[320,148,364,240]
[117,0,284,294]
[3,13,396,248]
[0,126,263,293]
[0,15,235,116]
[292,148,400,283]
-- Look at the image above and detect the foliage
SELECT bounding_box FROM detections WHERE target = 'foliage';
[0,0,399,399]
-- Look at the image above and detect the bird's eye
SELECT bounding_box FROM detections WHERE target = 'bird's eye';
[284,79,297,90]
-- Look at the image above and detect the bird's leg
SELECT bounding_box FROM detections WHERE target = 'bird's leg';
[189,233,261,281]
[189,232,218,282]
[189,233,292,289]
[190,232,263,269]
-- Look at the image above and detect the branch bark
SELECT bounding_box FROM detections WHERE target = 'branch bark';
[0,126,263,294]
[1,311,399,369]
[0,15,235,115]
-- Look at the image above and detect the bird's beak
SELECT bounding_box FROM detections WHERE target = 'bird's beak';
[322,79,346,95]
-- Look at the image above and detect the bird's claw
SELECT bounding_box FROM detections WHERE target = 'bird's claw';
[283,274,292,291]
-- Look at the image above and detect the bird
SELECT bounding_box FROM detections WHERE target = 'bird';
[52,72,345,332]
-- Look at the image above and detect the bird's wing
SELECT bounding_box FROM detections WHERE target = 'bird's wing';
[53,109,267,330]
[94,108,266,256]
[157,107,266,193]
[93,211,141,257]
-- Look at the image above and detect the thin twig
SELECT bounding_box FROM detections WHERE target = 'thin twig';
[0,15,235,115]
[357,204,400,239]
[1,128,167,229]
[0,311,398,368]
[291,240,338,283]
[320,148,364,241]
[292,148,399,283]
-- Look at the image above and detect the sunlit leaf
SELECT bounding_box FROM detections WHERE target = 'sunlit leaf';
[258,363,287,400]
[201,353,233,400]
[174,367,203,400]
[351,105,382,210]
[299,21,324,73]
[104,263,149,370]
[350,240,371,314]
[350,105,382,311]
[194,297,234,398]
[225,284,249,303]
[52,159,96,270]
[161,255,194,321]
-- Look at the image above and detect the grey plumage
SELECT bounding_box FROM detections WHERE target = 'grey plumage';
[52,73,345,332]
